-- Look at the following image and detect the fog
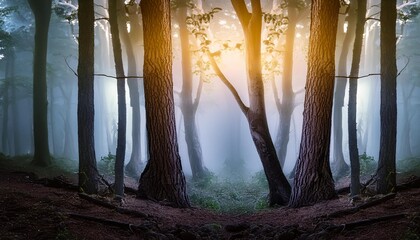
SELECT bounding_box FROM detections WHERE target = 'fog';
[1,0,420,182]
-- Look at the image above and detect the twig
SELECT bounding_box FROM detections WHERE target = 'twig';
[335,73,381,79]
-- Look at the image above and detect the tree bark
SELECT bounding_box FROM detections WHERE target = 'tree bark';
[28,0,52,166]
[109,0,127,198]
[177,1,208,180]
[289,0,340,208]
[138,0,190,208]
[348,0,367,197]
[377,0,397,194]
[77,0,99,194]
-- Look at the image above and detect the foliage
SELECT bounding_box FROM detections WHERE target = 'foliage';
[187,171,269,213]
[397,157,420,173]
[398,3,420,23]
[98,153,116,176]
[52,0,78,23]
[359,152,376,176]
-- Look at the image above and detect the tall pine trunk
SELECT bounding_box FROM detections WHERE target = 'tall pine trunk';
[109,0,127,198]
[289,0,340,208]
[348,0,367,197]
[138,0,190,208]
[377,0,397,194]
[77,0,100,194]
[28,0,52,166]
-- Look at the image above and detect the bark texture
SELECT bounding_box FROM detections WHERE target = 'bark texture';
[109,0,127,198]
[28,0,52,166]
[138,0,190,208]
[77,0,99,194]
[377,0,397,194]
[289,0,340,208]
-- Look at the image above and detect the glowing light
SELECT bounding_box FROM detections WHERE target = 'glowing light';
[173,24,180,29]
[296,33,302,38]
[343,22,348,33]
[219,20,227,25]
[173,33,179,38]
[126,22,131,33]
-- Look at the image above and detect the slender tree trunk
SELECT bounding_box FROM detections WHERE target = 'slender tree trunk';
[8,49,20,155]
[289,0,340,208]
[178,1,208,180]
[377,0,397,194]
[138,0,190,208]
[119,1,143,178]
[109,0,127,198]
[1,84,9,154]
[77,0,99,194]
[348,0,367,197]
[28,0,52,166]
[332,2,357,177]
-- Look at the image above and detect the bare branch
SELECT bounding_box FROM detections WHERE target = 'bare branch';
[207,50,249,115]
[335,73,381,79]
[94,73,143,79]
[270,76,282,113]
[193,77,204,112]
[397,56,410,77]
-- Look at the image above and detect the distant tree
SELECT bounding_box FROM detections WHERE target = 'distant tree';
[27,0,52,166]
[77,0,100,194]
[289,0,340,208]
[175,0,209,180]
[119,1,143,178]
[377,0,397,194]
[109,0,127,198]
[331,1,355,177]
[348,0,367,197]
[137,0,190,208]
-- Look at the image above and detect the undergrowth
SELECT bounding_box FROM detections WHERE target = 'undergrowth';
[187,170,270,213]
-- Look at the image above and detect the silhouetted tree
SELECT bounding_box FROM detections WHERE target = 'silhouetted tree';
[377,0,397,194]
[176,0,209,180]
[109,0,127,198]
[137,0,190,208]
[348,0,367,197]
[77,0,100,194]
[289,0,340,208]
[27,0,52,166]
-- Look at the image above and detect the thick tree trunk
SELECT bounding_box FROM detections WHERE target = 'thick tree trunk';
[377,0,397,194]
[77,0,99,194]
[178,2,208,180]
[138,0,190,208]
[109,0,127,198]
[28,0,52,166]
[332,3,357,177]
[289,0,340,208]
[119,1,143,178]
[348,0,367,197]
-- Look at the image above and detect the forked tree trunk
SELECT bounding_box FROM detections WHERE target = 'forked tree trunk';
[109,0,127,198]
[289,0,340,208]
[28,0,52,166]
[138,0,190,208]
[377,0,397,194]
[178,1,208,180]
[348,0,367,197]
[77,0,100,194]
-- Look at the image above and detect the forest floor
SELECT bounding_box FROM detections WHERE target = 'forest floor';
[0,158,420,239]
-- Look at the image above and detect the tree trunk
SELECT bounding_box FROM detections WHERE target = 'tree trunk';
[109,0,127,198]
[77,0,99,194]
[274,4,297,167]
[28,0,52,166]
[377,0,397,194]
[138,0,190,208]
[332,2,357,177]
[178,1,208,180]
[348,0,367,197]
[119,1,143,178]
[289,0,340,208]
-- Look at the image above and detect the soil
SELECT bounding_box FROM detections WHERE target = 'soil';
[0,168,419,240]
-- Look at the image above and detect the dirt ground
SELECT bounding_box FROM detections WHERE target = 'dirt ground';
[0,168,419,240]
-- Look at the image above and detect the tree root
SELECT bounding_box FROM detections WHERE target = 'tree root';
[78,193,149,218]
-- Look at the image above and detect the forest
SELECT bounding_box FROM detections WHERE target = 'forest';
[0,0,420,239]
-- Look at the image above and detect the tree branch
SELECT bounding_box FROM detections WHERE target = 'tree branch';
[193,77,204,112]
[207,51,249,115]
[335,73,381,79]
[231,0,251,28]
[270,76,282,113]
